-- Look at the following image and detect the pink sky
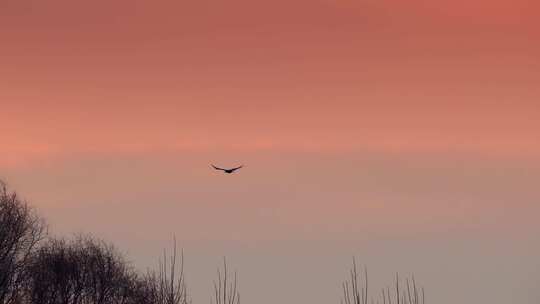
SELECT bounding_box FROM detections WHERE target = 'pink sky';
[1,1,539,303]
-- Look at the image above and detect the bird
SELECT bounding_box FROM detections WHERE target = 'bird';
[211,164,243,174]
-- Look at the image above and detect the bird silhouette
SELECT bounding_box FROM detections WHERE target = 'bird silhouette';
[211,164,243,174]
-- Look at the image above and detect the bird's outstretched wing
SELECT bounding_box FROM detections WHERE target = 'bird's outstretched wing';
[211,164,226,171]
[230,165,243,171]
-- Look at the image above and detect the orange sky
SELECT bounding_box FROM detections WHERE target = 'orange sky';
[2,0,540,166]
[1,1,540,304]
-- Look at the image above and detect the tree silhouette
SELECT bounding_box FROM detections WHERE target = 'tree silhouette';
[1,180,427,304]
[24,236,138,304]
[341,258,425,304]
[212,258,239,304]
[0,181,47,304]
[141,237,189,304]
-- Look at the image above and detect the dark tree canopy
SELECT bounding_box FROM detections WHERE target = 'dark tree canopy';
[0,181,47,304]
[2,181,422,304]
[0,182,188,304]
[24,236,139,304]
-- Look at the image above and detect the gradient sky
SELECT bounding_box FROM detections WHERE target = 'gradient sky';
[1,1,539,303]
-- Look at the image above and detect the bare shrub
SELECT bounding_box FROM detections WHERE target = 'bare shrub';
[342,258,425,304]
[212,258,239,304]
[142,238,189,304]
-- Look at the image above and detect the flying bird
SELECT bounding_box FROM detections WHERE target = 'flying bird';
[212,164,243,174]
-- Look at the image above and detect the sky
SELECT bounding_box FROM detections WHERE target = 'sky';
[1,0,540,303]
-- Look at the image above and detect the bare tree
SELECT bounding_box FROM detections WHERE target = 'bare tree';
[212,258,239,304]
[0,181,47,304]
[342,258,368,304]
[23,236,138,304]
[142,238,189,304]
[0,181,195,304]
[341,259,425,304]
